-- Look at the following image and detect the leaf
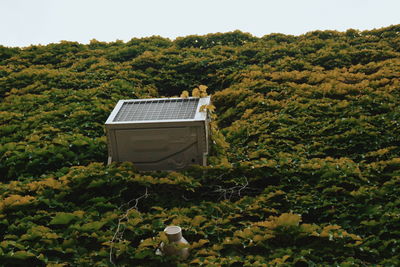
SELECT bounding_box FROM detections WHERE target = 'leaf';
[180,90,189,98]
[139,238,157,248]
[192,215,207,227]
[50,213,77,225]
[190,258,202,264]
[72,139,88,146]
[87,179,106,188]
[79,221,106,231]
[62,239,76,249]
[196,248,218,256]
[192,88,200,97]
[199,85,208,92]
[269,255,290,265]
[6,250,35,260]
[252,234,265,242]
[191,239,209,249]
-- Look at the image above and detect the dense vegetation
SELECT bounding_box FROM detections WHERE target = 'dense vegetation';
[0,25,400,266]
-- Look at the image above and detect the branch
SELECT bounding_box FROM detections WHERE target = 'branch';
[109,188,149,266]
[213,177,249,201]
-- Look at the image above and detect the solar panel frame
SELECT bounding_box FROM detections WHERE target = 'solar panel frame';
[106,97,209,124]
[113,98,199,122]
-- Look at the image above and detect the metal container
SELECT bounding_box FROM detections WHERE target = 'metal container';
[105,97,211,171]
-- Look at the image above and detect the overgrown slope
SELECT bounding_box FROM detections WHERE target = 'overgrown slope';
[0,26,400,266]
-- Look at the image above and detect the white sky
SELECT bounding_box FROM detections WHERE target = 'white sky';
[1,0,400,47]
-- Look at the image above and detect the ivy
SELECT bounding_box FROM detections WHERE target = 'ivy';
[1,25,400,265]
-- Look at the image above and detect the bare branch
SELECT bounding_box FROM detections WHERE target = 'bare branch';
[109,188,149,266]
[213,177,249,201]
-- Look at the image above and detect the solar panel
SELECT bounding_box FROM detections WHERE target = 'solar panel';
[113,98,199,122]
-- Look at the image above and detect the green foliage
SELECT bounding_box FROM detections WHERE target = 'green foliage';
[1,25,400,265]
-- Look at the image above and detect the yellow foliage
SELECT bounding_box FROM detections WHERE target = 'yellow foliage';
[224,237,241,245]
[198,85,208,97]
[252,234,265,242]
[192,88,200,97]
[7,181,21,192]
[126,218,142,228]
[47,264,68,267]
[269,255,290,265]
[191,239,209,249]
[190,258,203,264]
[242,108,254,119]
[254,213,301,229]
[236,227,255,239]
[26,177,63,192]
[70,110,91,118]
[113,240,131,257]
[28,135,41,142]
[319,225,343,238]
[388,157,400,166]
[199,84,208,92]
[319,225,362,241]
[211,244,223,251]
[219,157,232,168]
[139,238,157,248]
[73,210,85,218]
[192,215,207,227]
[365,147,393,158]
[180,90,189,98]
[0,194,35,212]
[300,223,320,235]
[196,248,218,256]
[199,104,215,113]
[21,225,59,241]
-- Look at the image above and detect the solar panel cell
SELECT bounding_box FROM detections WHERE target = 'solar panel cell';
[113,98,199,122]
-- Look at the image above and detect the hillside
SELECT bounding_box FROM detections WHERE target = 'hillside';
[0,25,400,266]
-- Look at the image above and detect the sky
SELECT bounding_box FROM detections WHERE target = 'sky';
[1,0,400,47]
